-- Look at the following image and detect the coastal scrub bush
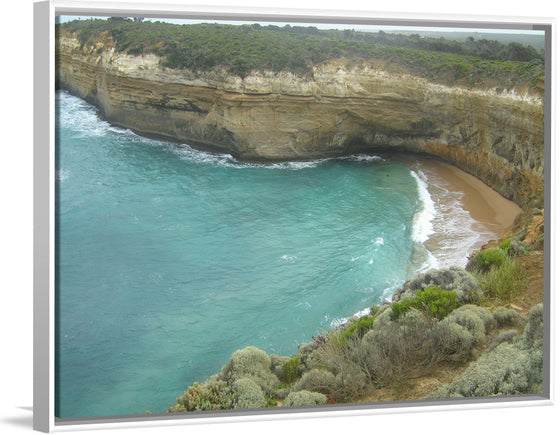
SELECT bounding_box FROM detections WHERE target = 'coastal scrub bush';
[391,299,415,320]
[431,342,531,397]
[493,306,526,328]
[391,286,457,320]
[430,303,544,399]
[442,305,495,344]
[455,304,497,332]
[309,335,376,400]
[172,379,235,412]
[217,346,279,394]
[487,330,519,352]
[429,321,475,363]
[476,248,506,272]
[393,267,482,304]
[280,356,301,384]
[231,378,268,409]
[508,239,530,257]
[270,354,290,379]
[283,390,327,407]
[431,337,544,398]
[425,305,494,364]
[479,256,527,302]
[340,314,376,341]
[293,368,337,396]
[333,365,372,401]
[296,333,329,372]
[361,310,433,383]
[521,303,544,349]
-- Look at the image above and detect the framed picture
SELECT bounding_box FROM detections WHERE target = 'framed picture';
[34,0,553,432]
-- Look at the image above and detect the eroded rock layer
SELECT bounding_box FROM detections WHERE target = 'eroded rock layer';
[56,32,544,206]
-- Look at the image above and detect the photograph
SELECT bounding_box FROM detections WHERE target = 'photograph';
[53,8,548,421]
[0,1,555,434]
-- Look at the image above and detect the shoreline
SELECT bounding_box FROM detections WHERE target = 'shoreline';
[419,158,521,232]
[415,157,522,265]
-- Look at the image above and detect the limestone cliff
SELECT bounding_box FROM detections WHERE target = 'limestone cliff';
[56,31,544,207]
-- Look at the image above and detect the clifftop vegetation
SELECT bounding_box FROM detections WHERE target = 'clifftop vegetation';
[57,18,544,90]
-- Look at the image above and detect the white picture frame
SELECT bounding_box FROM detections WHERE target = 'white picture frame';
[33,1,555,432]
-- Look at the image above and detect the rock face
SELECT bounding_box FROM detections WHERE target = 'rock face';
[56,32,544,206]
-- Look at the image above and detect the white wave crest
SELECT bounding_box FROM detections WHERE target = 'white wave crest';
[57,91,113,137]
[410,169,436,244]
[281,254,298,262]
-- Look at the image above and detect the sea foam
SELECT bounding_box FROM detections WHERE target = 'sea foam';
[410,169,436,244]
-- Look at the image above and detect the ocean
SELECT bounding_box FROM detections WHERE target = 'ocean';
[55,90,498,418]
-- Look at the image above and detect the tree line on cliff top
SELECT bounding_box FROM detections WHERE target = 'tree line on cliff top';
[58,17,544,88]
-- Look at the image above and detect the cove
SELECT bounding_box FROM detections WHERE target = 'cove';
[55,91,488,418]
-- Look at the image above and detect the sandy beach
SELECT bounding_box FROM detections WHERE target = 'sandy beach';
[419,158,521,232]
[406,157,522,268]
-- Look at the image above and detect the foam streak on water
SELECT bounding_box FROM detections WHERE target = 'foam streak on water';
[410,170,436,244]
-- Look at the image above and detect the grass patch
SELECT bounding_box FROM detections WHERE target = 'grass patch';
[476,248,506,272]
[478,256,527,303]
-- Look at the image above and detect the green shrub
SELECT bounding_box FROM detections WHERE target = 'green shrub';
[293,368,337,396]
[280,356,301,384]
[392,286,457,320]
[270,354,290,378]
[442,305,493,344]
[172,379,235,412]
[522,303,544,349]
[391,299,414,320]
[479,256,527,302]
[217,346,279,394]
[454,305,497,332]
[493,307,526,328]
[362,310,433,383]
[431,303,544,399]
[487,330,519,352]
[393,267,481,304]
[431,341,538,398]
[417,286,458,319]
[341,315,376,340]
[296,334,327,373]
[476,248,506,272]
[231,378,268,409]
[283,390,327,407]
[500,239,529,257]
[310,336,376,400]
[428,321,475,363]
[333,365,371,402]
[509,239,529,257]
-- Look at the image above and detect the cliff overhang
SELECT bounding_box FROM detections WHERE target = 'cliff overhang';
[56,33,545,207]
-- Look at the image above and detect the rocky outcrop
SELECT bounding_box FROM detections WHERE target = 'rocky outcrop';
[56,31,544,206]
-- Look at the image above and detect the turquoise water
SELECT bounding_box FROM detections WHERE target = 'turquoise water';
[55,91,491,418]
